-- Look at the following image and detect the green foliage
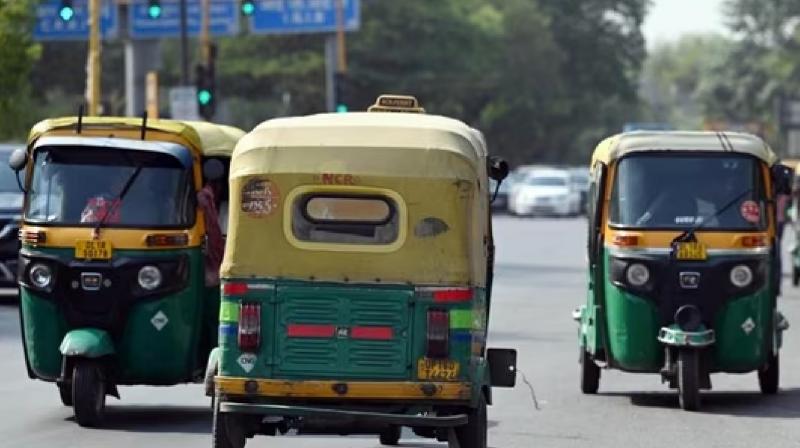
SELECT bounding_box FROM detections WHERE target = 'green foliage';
[0,0,41,140]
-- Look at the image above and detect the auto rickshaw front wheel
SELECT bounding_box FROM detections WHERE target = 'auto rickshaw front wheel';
[580,347,600,394]
[212,397,246,448]
[677,350,701,411]
[758,352,779,394]
[450,393,487,448]
[72,361,106,427]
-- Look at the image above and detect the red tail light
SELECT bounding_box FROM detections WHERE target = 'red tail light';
[432,288,473,303]
[426,309,450,358]
[238,302,261,352]
[224,282,249,295]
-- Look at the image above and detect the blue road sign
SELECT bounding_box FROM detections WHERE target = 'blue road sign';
[129,0,240,39]
[250,0,360,34]
[34,0,119,41]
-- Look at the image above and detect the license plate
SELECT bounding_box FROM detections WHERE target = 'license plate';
[75,240,112,260]
[676,242,707,261]
[417,358,460,381]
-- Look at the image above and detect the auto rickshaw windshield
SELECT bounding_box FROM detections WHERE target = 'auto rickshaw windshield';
[25,146,195,227]
[610,153,767,230]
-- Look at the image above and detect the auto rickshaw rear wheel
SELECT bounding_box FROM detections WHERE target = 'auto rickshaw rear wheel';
[57,383,73,407]
[212,396,246,448]
[450,393,487,448]
[580,347,600,394]
[759,352,779,394]
[677,350,701,411]
[379,425,401,446]
[72,361,106,427]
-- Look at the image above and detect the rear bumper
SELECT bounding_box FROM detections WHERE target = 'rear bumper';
[216,377,472,401]
[219,402,468,428]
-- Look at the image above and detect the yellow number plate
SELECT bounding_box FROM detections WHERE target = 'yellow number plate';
[75,240,112,260]
[676,242,707,261]
[417,358,460,381]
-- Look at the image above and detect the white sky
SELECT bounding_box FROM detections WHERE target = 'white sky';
[643,0,728,48]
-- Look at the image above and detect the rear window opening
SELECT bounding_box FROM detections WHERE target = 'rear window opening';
[292,194,399,245]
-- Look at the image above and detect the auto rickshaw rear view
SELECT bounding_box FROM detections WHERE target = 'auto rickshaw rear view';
[576,131,792,410]
[11,116,244,426]
[210,95,516,448]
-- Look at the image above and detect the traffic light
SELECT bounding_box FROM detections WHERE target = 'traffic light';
[58,0,75,22]
[241,0,256,16]
[334,72,350,113]
[195,45,217,120]
[147,0,162,19]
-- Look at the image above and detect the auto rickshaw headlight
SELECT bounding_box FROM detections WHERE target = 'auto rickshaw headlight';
[626,263,650,287]
[138,265,162,291]
[29,263,52,289]
[730,264,753,288]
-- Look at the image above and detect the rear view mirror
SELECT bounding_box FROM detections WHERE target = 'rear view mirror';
[9,148,27,172]
[772,163,793,195]
[488,156,509,182]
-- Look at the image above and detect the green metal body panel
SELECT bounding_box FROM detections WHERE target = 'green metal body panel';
[218,279,486,404]
[60,328,115,357]
[581,248,777,373]
[20,246,218,385]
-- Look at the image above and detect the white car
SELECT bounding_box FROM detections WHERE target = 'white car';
[509,169,582,217]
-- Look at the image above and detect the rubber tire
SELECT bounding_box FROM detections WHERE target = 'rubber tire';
[212,396,246,448]
[58,383,73,407]
[72,361,106,427]
[379,425,401,446]
[450,394,487,448]
[793,267,799,286]
[677,350,701,411]
[759,353,779,394]
[580,348,600,394]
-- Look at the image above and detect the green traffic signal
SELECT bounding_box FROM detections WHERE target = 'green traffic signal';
[148,1,162,19]
[336,104,348,113]
[198,89,213,106]
[58,1,75,22]
[241,1,256,16]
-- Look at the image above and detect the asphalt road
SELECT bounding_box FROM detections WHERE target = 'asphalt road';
[2,216,800,447]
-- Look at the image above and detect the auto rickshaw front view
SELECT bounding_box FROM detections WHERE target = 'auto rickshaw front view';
[576,131,792,410]
[10,116,244,426]
[210,95,516,448]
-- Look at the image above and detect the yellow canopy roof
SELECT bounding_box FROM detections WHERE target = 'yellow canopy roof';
[591,131,778,166]
[231,112,487,181]
[28,116,244,157]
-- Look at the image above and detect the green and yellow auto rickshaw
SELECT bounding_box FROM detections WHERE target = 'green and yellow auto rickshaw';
[209,95,516,448]
[10,116,244,426]
[576,131,792,410]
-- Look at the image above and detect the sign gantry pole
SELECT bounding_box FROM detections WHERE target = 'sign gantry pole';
[87,0,102,115]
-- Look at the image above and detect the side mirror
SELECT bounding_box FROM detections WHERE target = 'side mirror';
[203,158,225,182]
[9,148,27,172]
[488,156,510,182]
[772,163,793,195]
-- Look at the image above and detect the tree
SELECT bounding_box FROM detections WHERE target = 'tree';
[0,0,41,140]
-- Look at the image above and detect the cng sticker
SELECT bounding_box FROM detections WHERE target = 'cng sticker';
[150,310,169,331]
[237,353,257,373]
[741,317,756,335]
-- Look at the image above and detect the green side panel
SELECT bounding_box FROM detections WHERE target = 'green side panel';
[582,258,606,355]
[60,328,114,357]
[20,291,67,380]
[603,251,661,371]
[274,285,412,379]
[713,289,772,371]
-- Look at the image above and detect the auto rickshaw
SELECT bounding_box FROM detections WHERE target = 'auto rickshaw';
[209,95,516,448]
[9,115,245,426]
[575,131,792,410]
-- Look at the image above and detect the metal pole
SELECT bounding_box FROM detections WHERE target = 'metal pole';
[180,0,189,84]
[201,0,210,65]
[324,35,336,112]
[87,0,102,115]
[335,0,347,73]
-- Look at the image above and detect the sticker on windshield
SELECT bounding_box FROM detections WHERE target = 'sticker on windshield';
[740,200,760,224]
[241,178,280,218]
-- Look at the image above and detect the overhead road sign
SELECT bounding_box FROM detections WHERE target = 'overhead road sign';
[129,0,240,39]
[249,0,360,35]
[34,0,119,41]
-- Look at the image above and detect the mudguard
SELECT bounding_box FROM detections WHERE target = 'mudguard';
[204,347,221,397]
[59,328,115,358]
